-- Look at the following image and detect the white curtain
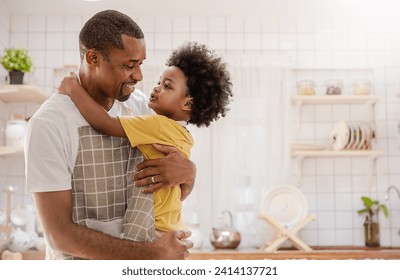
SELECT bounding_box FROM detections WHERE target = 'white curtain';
[140,54,293,248]
[183,54,293,248]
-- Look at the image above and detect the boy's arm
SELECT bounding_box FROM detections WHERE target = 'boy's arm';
[180,183,193,201]
[58,73,126,137]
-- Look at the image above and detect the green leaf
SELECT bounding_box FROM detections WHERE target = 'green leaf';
[380,204,389,218]
[357,209,369,215]
[1,48,34,72]
[361,196,373,208]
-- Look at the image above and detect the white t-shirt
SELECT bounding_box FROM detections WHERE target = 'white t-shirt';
[25,90,152,193]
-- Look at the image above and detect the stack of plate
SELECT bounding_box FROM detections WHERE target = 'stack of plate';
[330,121,375,151]
[291,143,326,153]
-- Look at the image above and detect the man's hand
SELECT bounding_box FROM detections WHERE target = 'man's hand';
[133,144,196,194]
[154,230,193,259]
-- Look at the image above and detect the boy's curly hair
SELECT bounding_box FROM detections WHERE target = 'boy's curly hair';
[166,42,233,127]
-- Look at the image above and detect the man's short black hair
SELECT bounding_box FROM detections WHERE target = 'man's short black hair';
[79,10,144,61]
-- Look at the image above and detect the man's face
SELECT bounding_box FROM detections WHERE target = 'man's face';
[95,35,146,102]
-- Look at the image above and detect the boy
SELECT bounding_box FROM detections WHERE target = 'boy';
[59,41,233,238]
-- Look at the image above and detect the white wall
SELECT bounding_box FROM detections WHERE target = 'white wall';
[1,0,400,248]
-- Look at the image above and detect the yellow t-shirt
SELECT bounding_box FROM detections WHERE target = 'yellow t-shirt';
[119,114,193,232]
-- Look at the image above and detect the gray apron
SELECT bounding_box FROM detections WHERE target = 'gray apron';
[47,126,155,260]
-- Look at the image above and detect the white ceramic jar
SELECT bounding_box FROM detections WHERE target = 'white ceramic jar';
[5,119,27,148]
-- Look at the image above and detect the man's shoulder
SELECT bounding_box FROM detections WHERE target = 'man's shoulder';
[29,93,84,126]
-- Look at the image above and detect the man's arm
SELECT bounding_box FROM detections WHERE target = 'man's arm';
[133,144,196,196]
[33,190,192,259]
[58,73,126,137]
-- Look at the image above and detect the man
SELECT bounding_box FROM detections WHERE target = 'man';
[24,10,195,259]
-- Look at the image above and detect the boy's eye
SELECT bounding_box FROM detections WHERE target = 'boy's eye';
[164,83,171,89]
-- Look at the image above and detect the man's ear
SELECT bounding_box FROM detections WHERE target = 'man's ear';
[85,50,99,66]
[182,98,193,111]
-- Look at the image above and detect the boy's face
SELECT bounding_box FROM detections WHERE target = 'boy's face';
[149,66,192,121]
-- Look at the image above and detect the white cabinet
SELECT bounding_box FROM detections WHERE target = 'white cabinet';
[290,67,383,186]
[0,85,47,157]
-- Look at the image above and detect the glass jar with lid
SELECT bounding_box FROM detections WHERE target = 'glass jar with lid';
[296,80,315,95]
[325,79,343,95]
[353,79,371,95]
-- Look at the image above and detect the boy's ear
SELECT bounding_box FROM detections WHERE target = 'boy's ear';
[182,98,193,111]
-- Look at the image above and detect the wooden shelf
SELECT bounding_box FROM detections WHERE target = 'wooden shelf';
[291,149,383,158]
[0,84,47,104]
[292,95,380,105]
[0,146,24,157]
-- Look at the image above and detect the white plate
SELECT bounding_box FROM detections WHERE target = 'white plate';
[330,121,350,151]
[260,184,308,229]
[291,143,326,151]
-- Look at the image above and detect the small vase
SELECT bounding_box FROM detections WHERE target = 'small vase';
[9,70,24,84]
[364,216,380,247]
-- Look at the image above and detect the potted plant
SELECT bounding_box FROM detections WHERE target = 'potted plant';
[0,48,34,84]
[357,196,389,247]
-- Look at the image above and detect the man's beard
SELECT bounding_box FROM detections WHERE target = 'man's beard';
[117,90,131,102]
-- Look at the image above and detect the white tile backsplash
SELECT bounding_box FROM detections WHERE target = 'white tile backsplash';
[46,16,64,32]
[335,194,353,210]
[63,32,79,50]
[226,16,243,33]
[27,32,46,49]
[317,213,336,231]
[9,32,27,48]
[173,17,190,33]
[191,17,208,33]
[243,18,261,33]
[28,15,46,32]
[154,33,172,50]
[335,211,353,228]
[64,15,83,32]
[317,194,335,211]
[208,33,226,50]
[244,33,261,50]
[46,33,63,50]
[10,15,27,32]
[154,17,172,33]
[208,17,225,33]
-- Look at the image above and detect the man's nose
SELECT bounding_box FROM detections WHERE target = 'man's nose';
[130,66,143,81]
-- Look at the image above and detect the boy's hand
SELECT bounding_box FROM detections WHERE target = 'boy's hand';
[58,72,80,96]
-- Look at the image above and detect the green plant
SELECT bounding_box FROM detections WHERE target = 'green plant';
[1,48,34,73]
[357,196,389,221]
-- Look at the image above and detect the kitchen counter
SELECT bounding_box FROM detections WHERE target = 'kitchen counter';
[187,246,400,260]
[3,246,400,260]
